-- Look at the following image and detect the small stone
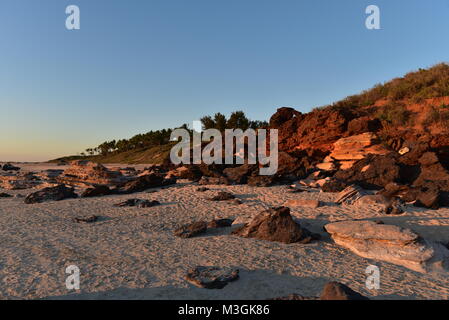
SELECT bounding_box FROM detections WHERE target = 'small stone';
[186,266,239,289]
[114,199,160,208]
[73,215,99,223]
[209,192,235,201]
[174,221,208,238]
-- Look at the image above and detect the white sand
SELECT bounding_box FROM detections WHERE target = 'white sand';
[1,163,449,300]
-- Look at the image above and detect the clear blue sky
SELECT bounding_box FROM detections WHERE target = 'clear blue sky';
[1,0,448,161]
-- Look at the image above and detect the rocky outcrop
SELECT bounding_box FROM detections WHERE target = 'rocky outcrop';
[0,173,41,190]
[333,154,400,189]
[186,266,239,289]
[57,161,126,187]
[270,106,355,155]
[379,182,448,209]
[413,152,449,192]
[321,133,390,170]
[325,220,449,273]
[24,184,78,204]
[232,206,319,244]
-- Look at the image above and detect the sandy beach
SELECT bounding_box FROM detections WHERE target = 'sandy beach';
[0,163,448,300]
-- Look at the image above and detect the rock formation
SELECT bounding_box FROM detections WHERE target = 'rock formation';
[185,266,239,289]
[324,220,449,273]
[24,184,78,204]
[232,206,319,244]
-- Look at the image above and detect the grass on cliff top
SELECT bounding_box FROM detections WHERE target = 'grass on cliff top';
[50,143,174,165]
[315,63,449,112]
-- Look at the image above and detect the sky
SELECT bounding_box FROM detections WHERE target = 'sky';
[1,0,449,162]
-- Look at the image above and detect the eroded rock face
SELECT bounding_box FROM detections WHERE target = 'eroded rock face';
[334,154,400,190]
[324,220,449,273]
[57,161,126,187]
[186,266,239,289]
[232,206,319,244]
[24,184,78,204]
[413,152,449,192]
[330,132,389,162]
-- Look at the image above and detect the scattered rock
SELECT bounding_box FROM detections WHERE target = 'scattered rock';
[196,187,210,192]
[285,199,321,208]
[324,220,449,273]
[0,192,12,198]
[2,163,20,171]
[320,282,369,300]
[175,221,208,238]
[247,175,276,187]
[207,219,234,228]
[114,199,160,208]
[198,176,230,185]
[232,206,320,244]
[73,215,99,223]
[0,173,41,190]
[119,174,167,194]
[24,184,78,204]
[398,147,410,155]
[385,203,404,215]
[81,185,112,198]
[186,266,239,289]
[335,185,368,205]
[223,164,257,184]
[209,191,235,201]
[321,179,349,193]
